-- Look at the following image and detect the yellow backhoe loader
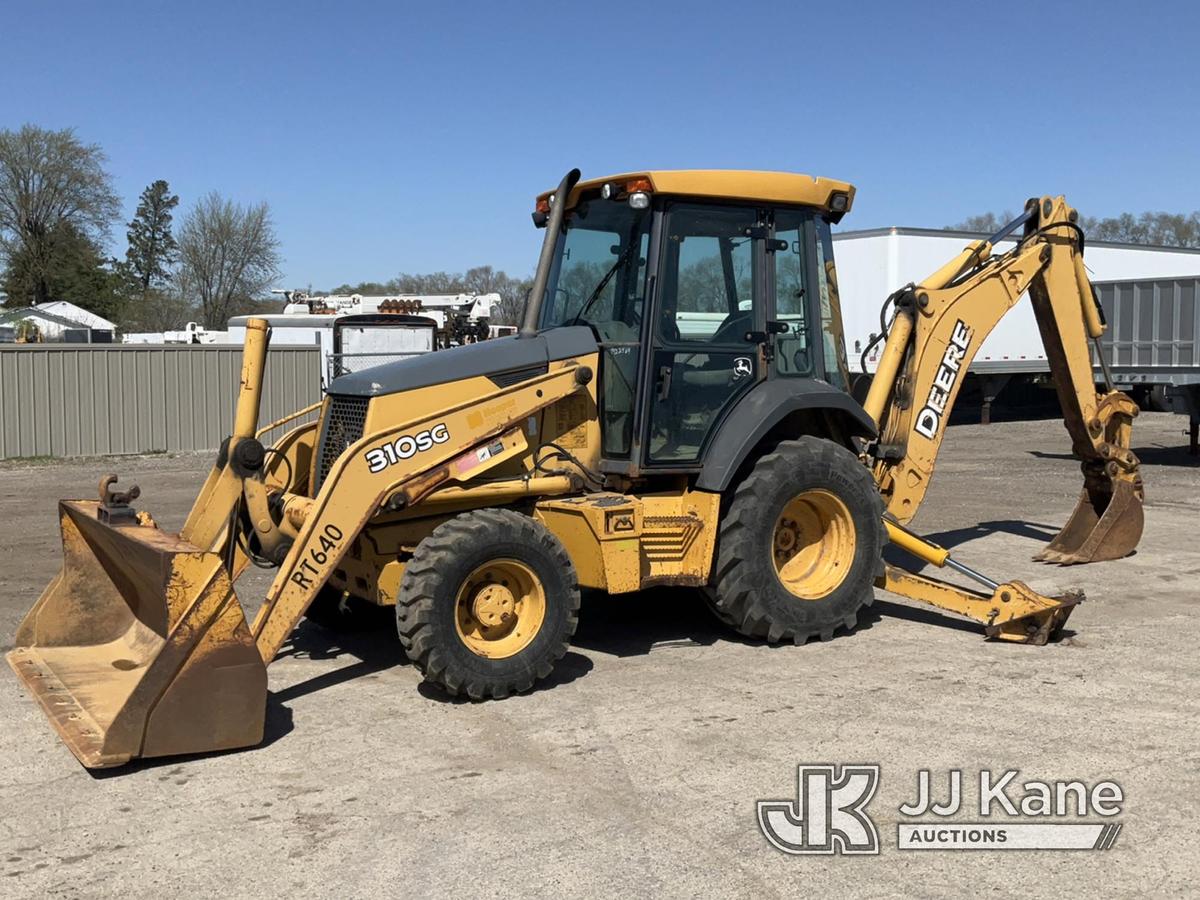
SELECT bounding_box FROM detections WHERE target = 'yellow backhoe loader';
[8,169,1143,769]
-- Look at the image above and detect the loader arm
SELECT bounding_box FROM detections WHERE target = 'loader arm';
[249,362,596,662]
[861,196,1143,565]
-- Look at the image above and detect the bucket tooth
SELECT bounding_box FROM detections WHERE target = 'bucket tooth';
[7,500,267,769]
[1035,479,1144,565]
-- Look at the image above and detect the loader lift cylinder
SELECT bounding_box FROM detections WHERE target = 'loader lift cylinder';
[233,318,270,439]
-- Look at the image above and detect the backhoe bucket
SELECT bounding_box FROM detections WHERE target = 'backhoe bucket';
[7,501,267,769]
[1035,478,1145,565]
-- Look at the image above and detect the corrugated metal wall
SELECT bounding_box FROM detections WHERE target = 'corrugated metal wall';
[1096,277,1200,370]
[0,345,322,459]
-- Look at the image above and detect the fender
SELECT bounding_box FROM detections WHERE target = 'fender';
[696,378,877,492]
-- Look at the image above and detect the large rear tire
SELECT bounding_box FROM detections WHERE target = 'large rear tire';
[707,436,884,643]
[396,509,580,700]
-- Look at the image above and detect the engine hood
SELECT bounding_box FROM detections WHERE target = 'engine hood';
[325,326,598,398]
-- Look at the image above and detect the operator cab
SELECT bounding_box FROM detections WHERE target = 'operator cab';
[533,170,854,473]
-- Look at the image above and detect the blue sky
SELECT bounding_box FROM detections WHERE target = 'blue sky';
[4,0,1198,289]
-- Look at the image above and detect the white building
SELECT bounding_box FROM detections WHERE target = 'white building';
[34,301,118,334]
[834,227,1200,373]
[0,301,117,342]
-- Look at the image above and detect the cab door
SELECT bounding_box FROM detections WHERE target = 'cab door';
[643,202,766,465]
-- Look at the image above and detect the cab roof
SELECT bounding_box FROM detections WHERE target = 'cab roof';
[537,170,856,216]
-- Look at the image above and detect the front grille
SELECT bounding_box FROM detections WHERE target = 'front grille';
[314,395,369,493]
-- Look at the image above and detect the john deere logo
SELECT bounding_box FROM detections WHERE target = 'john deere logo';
[758,764,880,855]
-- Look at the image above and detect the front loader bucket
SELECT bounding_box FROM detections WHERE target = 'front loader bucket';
[7,501,266,769]
[1035,478,1145,565]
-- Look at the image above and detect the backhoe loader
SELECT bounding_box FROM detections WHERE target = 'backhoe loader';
[8,169,1143,769]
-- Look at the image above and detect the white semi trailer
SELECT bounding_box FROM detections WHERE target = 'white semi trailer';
[834,226,1200,445]
[835,226,1200,375]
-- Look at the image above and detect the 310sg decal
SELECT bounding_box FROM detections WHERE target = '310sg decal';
[364,423,451,473]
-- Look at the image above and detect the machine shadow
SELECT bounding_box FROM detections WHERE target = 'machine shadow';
[569,587,739,658]
[569,586,883,656]
[280,611,593,705]
[415,652,594,703]
[864,598,1077,642]
[863,599,982,635]
[91,573,1040,778]
[87,697,297,780]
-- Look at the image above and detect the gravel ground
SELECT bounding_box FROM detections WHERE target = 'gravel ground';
[0,413,1196,898]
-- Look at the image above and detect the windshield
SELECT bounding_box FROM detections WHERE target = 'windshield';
[538,199,651,336]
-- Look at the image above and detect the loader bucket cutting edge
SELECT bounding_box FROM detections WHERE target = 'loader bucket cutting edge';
[6,501,267,769]
[1035,479,1144,565]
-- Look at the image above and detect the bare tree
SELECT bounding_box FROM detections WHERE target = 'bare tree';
[177,192,281,328]
[948,208,1200,248]
[1081,211,1200,247]
[945,211,1015,234]
[330,265,532,325]
[0,125,121,306]
[463,265,532,325]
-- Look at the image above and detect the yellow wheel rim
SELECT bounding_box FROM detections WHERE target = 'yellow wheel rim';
[454,559,547,659]
[772,489,856,600]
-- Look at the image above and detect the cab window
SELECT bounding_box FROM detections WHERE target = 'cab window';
[771,208,813,378]
[815,218,849,389]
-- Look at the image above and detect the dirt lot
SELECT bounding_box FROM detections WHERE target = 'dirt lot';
[0,413,1196,898]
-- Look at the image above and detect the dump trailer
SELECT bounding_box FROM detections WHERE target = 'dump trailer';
[9,169,1141,769]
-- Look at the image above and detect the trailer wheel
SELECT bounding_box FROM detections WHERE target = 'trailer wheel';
[396,509,580,700]
[707,436,884,643]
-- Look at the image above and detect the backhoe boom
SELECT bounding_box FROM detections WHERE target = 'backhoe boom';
[862,196,1144,565]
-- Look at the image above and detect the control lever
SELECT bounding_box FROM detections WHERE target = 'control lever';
[656,364,673,400]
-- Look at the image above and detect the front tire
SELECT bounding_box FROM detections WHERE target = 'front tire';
[708,436,884,643]
[396,509,580,700]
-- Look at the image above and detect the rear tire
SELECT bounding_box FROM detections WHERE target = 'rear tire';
[707,436,884,644]
[396,509,580,700]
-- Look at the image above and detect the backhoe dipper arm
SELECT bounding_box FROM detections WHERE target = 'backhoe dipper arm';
[861,196,1143,565]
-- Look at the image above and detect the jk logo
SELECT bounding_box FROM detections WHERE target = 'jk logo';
[758,764,880,855]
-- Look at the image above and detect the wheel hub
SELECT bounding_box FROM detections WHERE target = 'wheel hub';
[471,584,516,628]
[454,560,547,659]
[772,489,856,600]
[774,521,798,553]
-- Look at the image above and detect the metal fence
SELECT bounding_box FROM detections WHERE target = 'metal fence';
[0,344,323,459]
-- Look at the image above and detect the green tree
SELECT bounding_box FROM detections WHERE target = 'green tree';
[120,180,179,298]
[0,125,120,306]
[0,221,123,317]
